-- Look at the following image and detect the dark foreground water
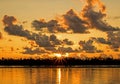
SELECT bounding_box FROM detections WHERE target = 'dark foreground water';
[0,66,120,84]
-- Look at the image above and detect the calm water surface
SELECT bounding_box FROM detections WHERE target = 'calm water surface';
[0,67,120,84]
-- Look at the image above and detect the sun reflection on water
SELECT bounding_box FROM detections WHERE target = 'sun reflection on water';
[57,68,61,84]
[0,68,120,84]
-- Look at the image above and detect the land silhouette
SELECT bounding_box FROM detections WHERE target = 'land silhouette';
[0,56,120,66]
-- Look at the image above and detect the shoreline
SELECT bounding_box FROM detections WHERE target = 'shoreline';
[0,65,120,68]
[0,57,120,67]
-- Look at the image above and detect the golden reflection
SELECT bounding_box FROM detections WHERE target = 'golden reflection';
[0,68,120,84]
[57,68,61,84]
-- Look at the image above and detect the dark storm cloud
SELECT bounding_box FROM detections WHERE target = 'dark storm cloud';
[31,34,63,47]
[32,0,120,33]
[22,34,75,54]
[90,37,108,44]
[2,15,74,53]
[79,39,103,53]
[63,9,88,33]
[81,0,120,31]
[95,31,120,51]
[2,16,53,47]
[3,22,72,49]
[63,38,74,45]
[83,10,119,31]
[57,47,75,53]
[2,15,17,26]
[32,19,66,33]
[4,25,32,39]
[107,31,120,50]
[2,15,32,40]
[49,34,62,45]
[96,38,107,44]
[89,31,120,51]
[32,20,47,30]
[32,33,53,47]
[44,47,56,52]
[32,9,88,33]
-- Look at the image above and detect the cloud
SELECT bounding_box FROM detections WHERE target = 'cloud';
[22,47,47,55]
[3,0,120,35]
[90,37,108,44]
[2,0,120,54]
[47,20,65,32]
[4,25,32,39]
[32,19,67,33]
[0,32,2,39]
[80,0,120,31]
[30,34,62,47]
[33,33,53,47]
[3,16,32,40]
[79,39,103,53]
[2,16,53,47]
[57,46,75,53]
[113,16,120,20]
[3,16,75,53]
[49,34,62,45]
[62,9,88,33]
[63,38,74,45]
[96,31,120,51]
[32,0,120,33]
[32,19,47,31]
[32,9,89,33]
[23,46,76,55]
[3,26,51,48]
[89,31,120,51]
[107,31,120,50]
[44,47,56,52]
[2,15,17,27]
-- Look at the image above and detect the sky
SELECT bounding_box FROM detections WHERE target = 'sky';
[0,0,120,59]
[0,0,119,26]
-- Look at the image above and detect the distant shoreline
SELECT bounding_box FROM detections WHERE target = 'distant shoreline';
[0,65,120,68]
[0,57,120,67]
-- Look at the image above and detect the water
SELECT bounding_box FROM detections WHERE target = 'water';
[0,67,120,84]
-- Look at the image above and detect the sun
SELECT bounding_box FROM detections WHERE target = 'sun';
[53,53,70,64]
[54,53,62,58]
[53,53,65,64]
[53,53,69,58]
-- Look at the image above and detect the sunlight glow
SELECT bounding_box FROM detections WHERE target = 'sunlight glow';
[54,53,62,58]
[65,53,69,57]
[54,53,69,58]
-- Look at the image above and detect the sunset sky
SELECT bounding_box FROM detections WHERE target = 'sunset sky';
[0,0,120,59]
